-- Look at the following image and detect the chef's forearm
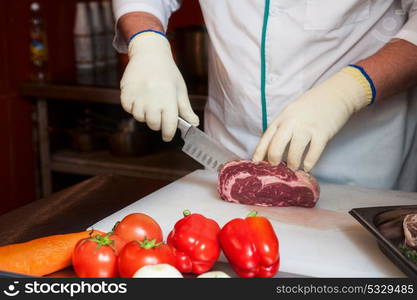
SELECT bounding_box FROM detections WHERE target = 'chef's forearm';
[355,39,417,102]
[117,12,164,42]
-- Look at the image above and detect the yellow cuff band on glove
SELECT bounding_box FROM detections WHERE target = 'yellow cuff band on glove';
[341,66,375,105]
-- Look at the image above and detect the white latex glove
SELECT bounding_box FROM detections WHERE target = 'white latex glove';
[120,32,199,141]
[253,66,374,171]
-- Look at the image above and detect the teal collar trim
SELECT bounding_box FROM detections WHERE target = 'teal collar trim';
[260,0,270,132]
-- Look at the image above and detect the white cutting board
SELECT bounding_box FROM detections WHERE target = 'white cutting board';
[91,170,417,277]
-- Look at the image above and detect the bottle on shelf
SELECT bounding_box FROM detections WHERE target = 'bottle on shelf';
[88,1,106,68]
[88,1,107,85]
[102,0,117,65]
[74,1,94,85]
[101,0,119,85]
[29,1,49,82]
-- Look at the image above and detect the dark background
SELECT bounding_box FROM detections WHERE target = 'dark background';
[0,0,204,215]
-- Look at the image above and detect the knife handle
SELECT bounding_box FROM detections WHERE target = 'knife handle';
[177,117,192,138]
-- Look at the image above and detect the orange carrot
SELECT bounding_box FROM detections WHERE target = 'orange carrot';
[0,230,104,276]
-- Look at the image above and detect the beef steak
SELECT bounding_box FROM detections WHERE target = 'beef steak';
[218,160,320,208]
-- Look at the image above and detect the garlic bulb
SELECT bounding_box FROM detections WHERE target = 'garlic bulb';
[133,264,183,278]
[197,271,231,278]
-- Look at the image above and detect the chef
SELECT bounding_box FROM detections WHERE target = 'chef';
[113,0,417,191]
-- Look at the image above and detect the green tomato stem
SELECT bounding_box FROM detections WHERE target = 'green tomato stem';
[139,237,162,249]
[247,211,258,217]
[89,233,113,250]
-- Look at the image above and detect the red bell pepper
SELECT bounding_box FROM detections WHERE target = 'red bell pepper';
[167,210,221,274]
[218,211,279,278]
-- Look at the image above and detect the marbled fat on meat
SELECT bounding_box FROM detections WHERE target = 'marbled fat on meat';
[218,160,320,208]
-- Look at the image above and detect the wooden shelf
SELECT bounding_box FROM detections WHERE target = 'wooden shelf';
[51,149,202,181]
[19,82,207,196]
[19,82,207,111]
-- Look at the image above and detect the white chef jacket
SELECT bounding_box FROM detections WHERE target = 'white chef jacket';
[113,0,417,191]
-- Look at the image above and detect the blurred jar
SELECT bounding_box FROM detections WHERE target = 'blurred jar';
[173,26,208,95]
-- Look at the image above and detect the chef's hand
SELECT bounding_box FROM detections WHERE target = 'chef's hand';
[120,32,199,142]
[253,66,374,171]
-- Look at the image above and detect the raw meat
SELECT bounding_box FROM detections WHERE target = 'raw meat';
[403,213,417,250]
[218,160,320,208]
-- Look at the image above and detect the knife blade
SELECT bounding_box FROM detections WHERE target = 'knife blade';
[177,117,240,172]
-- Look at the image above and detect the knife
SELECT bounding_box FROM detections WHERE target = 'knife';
[177,117,240,172]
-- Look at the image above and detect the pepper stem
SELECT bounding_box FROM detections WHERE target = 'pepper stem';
[183,209,191,217]
[247,211,258,217]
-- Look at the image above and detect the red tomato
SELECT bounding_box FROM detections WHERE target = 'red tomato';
[118,239,175,278]
[108,233,126,255]
[72,235,118,278]
[113,213,163,243]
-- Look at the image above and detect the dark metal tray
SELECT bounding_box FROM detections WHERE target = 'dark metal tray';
[349,205,417,278]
